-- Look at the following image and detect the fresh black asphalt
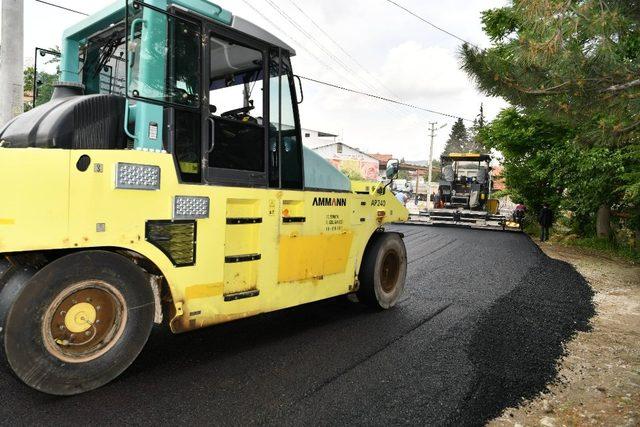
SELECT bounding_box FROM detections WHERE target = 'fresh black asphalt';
[0,225,594,426]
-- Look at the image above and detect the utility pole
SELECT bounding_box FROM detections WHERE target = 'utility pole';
[427,122,447,212]
[0,0,24,127]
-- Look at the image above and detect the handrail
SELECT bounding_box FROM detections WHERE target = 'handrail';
[124,16,145,141]
[126,18,145,88]
[123,100,137,140]
[206,117,216,154]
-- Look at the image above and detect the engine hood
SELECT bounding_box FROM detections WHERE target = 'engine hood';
[0,94,126,150]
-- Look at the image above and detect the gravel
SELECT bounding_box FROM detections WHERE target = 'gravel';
[0,225,595,425]
[448,250,595,426]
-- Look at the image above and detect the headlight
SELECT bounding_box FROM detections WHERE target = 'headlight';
[115,163,161,190]
[173,196,210,220]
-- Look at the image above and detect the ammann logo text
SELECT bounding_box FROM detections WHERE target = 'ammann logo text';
[312,197,347,207]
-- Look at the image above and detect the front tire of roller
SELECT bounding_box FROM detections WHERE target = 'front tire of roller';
[357,233,407,310]
[3,251,155,395]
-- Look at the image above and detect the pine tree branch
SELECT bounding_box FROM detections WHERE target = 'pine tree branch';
[504,79,572,95]
[602,79,640,93]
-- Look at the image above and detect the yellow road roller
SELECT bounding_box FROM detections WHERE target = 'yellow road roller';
[0,0,408,395]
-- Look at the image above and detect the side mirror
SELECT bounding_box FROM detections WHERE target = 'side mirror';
[386,159,400,180]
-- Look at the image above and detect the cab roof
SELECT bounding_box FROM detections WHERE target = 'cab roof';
[63,0,295,55]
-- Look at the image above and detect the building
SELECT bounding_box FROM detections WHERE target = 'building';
[311,142,380,181]
[313,142,379,181]
[302,128,341,149]
[370,153,438,195]
[370,153,394,176]
[302,132,436,186]
[301,129,379,181]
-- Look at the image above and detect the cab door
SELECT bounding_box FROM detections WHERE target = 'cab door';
[203,26,270,189]
[269,50,354,288]
[203,25,273,301]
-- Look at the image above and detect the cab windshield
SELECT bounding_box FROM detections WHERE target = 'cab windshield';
[209,36,264,124]
[126,4,201,108]
[81,24,127,96]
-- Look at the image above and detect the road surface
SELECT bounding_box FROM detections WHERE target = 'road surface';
[0,225,594,426]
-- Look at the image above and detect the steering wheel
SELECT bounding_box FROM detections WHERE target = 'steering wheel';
[221,105,255,121]
[173,88,197,106]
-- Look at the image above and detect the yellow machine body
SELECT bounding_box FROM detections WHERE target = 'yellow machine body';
[0,148,408,334]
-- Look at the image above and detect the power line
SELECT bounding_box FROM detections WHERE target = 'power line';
[240,0,359,90]
[384,0,478,48]
[299,75,472,122]
[270,0,409,119]
[33,0,467,123]
[262,0,358,77]
[261,0,382,95]
[34,0,88,16]
[286,0,401,101]
[271,1,471,122]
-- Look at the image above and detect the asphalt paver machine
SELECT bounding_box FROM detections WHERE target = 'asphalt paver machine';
[412,153,514,229]
[0,0,410,395]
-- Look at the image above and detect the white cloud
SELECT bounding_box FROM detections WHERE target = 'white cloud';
[381,42,469,99]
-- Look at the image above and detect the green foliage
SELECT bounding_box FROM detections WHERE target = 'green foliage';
[480,108,634,235]
[466,104,486,153]
[557,145,628,234]
[480,108,572,213]
[481,7,520,42]
[23,66,58,111]
[464,0,640,238]
[442,119,468,155]
[444,115,485,155]
[462,0,640,144]
[567,237,639,264]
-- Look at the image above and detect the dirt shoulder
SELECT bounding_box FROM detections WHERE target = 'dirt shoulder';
[490,242,640,427]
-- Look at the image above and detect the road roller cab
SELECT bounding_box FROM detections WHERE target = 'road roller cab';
[0,0,408,395]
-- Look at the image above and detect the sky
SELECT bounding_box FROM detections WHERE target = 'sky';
[20,0,509,160]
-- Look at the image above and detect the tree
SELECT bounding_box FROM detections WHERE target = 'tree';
[479,109,572,215]
[430,159,443,182]
[442,118,469,155]
[462,0,640,237]
[24,47,60,111]
[467,104,486,153]
[23,67,58,111]
[462,0,640,142]
[480,108,630,237]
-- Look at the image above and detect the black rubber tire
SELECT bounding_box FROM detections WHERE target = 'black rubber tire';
[0,264,37,338]
[357,233,407,310]
[3,251,155,396]
[0,258,11,281]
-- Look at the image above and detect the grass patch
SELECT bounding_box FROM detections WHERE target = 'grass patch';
[524,217,639,263]
[565,237,640,264]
